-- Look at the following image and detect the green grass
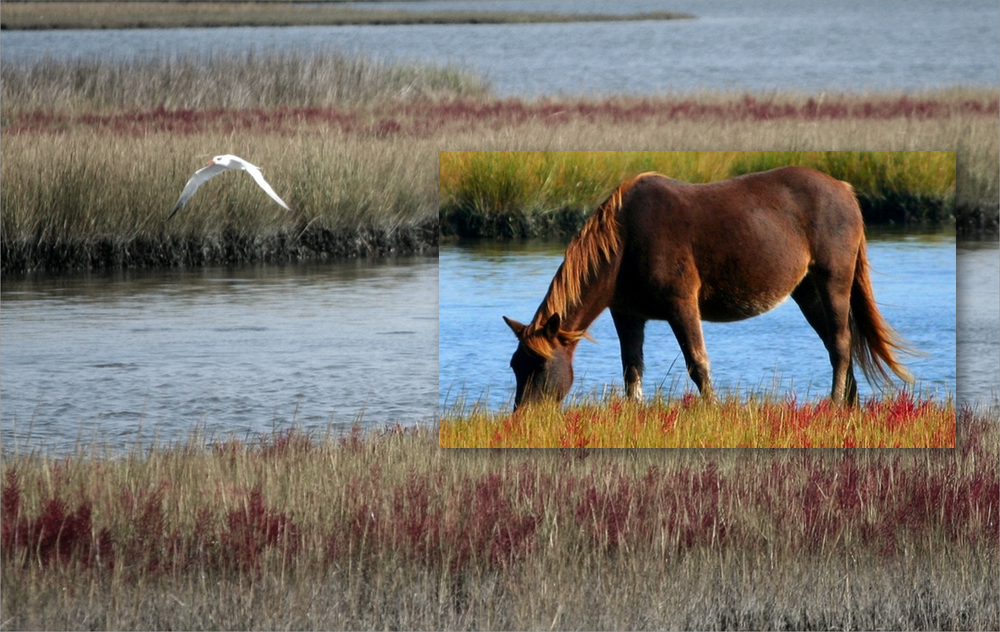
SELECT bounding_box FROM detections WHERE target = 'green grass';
[439,150,958,237]
[2,409,996,629]
[0,2,694,30]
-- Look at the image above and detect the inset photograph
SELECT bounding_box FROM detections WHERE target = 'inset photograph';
[440,151,957,448]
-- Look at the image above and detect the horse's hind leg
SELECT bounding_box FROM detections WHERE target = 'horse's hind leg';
[791,273,858,404]
[664,300,714,401]
[611,310,646,399]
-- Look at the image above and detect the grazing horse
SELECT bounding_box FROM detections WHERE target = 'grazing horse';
[503,166,912,410]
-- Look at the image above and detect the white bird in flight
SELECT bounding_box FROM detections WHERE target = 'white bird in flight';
[168,154,290,220]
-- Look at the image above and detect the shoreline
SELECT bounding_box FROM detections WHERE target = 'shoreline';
[0,3,695,30]
[439,196,986,242]
[1,216,438,275]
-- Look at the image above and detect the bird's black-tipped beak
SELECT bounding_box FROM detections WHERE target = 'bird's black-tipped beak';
[166,203,182,221]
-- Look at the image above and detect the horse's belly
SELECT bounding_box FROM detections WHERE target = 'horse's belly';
[697,260,808,322]
[699,288,791,322]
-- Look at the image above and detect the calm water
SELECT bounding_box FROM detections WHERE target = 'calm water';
[957,241,1000,408]
[2,1,997,450]
[1,1,997,95]
[440,232,972,412]
[0,259,438,452]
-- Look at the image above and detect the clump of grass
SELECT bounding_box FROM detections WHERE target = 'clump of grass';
[439,150,958,238]
[1,412,995,629]
[439,390,956,449]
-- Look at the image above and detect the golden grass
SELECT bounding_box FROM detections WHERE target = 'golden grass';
[439,391,956,449]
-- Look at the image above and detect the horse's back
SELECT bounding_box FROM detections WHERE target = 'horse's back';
[614,167,864,321]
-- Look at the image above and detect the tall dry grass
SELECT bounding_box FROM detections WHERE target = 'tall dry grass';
[2,52,469,271]
[0,49,493,113]
[2,410,997,629]
[0,131,439,270]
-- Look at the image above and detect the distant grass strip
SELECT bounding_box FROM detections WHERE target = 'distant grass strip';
[0,2,694,30]
[2,411,996,629]
[439,391,956,449]
[0,49,494,113]
[439,150,958,237]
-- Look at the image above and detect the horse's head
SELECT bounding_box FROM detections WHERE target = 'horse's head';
[503,313,580,411]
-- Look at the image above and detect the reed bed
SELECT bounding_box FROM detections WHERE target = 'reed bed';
[2,54,997,272]
[2,410,996,630]
[439,150,957,237]
[439,390,956,449]
[0,131,439,271]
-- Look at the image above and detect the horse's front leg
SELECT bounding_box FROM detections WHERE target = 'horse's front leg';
[665,299,715,401]
[611,310,646,400]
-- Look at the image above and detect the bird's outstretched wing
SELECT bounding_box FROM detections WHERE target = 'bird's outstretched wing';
[168,163,229,220]
[168,156,291,220]
[243,164,291,211]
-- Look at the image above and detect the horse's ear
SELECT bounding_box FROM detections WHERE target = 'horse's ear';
[542,313,562,338]
[503,316,526,339]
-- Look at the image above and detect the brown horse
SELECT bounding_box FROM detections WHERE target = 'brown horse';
[503,166,913,410]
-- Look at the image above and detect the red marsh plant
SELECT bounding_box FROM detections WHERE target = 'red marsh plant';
[1,415,996,629]
[6,91,997,138]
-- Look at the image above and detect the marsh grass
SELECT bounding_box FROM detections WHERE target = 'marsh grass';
[2,54,997,271]
[439,390,957,449]
[0,131,438,271]
[2,411,996,629]
[429,91,998,237]
[0,50,494,113]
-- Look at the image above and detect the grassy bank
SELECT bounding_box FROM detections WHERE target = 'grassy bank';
[2,409,996,629]
[2,54,998,272]
[440,150,958,238]
[0,2,694,30]
[439,391,956,449]
[1,130,439,271]
[1,51,478,273]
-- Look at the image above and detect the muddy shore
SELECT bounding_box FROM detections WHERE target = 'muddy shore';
[1,217,438,274]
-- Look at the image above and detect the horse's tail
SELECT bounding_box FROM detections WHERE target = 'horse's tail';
[849,236,915,388]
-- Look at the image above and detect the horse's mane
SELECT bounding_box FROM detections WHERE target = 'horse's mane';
[522,172,657,358]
